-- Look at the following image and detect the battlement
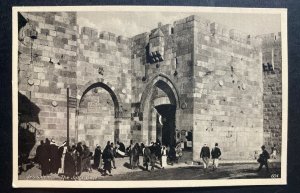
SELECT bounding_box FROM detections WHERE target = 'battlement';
[256,32,281,49]
[80,26,129,45]
[172,15,266,47]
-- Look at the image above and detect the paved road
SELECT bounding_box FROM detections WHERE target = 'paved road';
[19,157,280,181]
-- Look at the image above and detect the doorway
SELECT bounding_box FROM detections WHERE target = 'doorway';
[155,104,176,146]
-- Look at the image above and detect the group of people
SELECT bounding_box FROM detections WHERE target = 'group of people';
[126,140,183,171]
[35,138,93,179]
[200,143,222,171]
[34,137,275,178]
[200,143,276,172]
[93,140,184,176]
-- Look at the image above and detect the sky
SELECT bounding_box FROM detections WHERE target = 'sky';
[77,11,281,38]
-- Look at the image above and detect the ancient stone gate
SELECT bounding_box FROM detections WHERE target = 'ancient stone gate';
[18,12,282,161]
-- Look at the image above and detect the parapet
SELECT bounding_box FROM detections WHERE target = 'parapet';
[80,26,129,44]
[256,32,281,49]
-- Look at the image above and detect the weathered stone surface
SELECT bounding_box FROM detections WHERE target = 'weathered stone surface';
[18,12,282,161]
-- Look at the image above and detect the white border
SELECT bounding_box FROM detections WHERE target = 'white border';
[12,6,288,188]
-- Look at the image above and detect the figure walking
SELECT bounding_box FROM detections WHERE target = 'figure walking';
[93,145,102,169]
[102,143,113,176]
[200,143,210,170]
[110,143,117,169]
[211,143,221,170]
[257,145,270,172]
[161,145,167,169]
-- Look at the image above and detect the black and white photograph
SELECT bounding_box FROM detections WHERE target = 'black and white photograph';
[12,6,287,188]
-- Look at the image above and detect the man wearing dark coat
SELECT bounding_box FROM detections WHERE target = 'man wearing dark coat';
[200,143,210,169]
[131,143,140,169]
[127,140,134,166]
[35,140,44,167]
[93,145,102,169]
[76,142,83,176]
[102,144,113,176]
[40,138,51,176]
[49,139,59,173]
[211,143,222,170]
[257,145,270,172]
[64,146,76,179]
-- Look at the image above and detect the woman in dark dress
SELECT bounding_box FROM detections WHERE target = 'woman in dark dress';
[93,145,102,169]
[64,147,76,180]
[131,143,140,169]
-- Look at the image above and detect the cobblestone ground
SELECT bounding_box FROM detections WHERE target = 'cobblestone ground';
[18,156,281,181]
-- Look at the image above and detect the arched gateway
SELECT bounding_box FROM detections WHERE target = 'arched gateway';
[139,74,180,146]
[75,79,123,149]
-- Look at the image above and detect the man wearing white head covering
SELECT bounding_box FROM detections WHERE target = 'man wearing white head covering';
[49,139,59,173]
[58,141,67,175]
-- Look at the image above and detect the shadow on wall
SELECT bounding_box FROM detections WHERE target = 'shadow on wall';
[18,92,40,172]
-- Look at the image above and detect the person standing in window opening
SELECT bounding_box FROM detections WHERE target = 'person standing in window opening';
[257,145,270,172]
[211,143,222,170]
[200,143,210,171]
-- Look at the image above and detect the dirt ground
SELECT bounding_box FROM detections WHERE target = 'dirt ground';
[18,156,281,181]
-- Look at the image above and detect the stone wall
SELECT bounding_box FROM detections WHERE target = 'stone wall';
[192,15,264,161]
[18,12,78,153]
[18,12,282,161]
[130,19,195,145]
[260,32,282,155]
[76,27,132,150]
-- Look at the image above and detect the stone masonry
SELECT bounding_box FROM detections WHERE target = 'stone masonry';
[260,32,282,156]
[18,12,282,161]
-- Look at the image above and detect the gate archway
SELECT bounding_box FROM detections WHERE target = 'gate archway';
[75,79,122,149]
[139,74,180,146]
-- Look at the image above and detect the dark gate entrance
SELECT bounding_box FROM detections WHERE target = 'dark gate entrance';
[155,104,176,146]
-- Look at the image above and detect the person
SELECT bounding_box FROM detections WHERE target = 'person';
[270,144,278,159]
[49,139,59,174]
[161,145,167,169]
[131,143,140,169]
[110,143,116,169]
[200,143,210,170]
[257,145,270,172]
[140,143,145,156]
[57,141,68,175]
[168,145,176,165]
[64,146,76,180]
[102,143,113,176]
[127,140,134,166]
[155,142,162,166]
[82,144,92,172]
[175,142,183,161]
[75,142,83,176]
[34,140,44,168]
[116,141,126,157]
[40,138,51,176]
[93,145,102,169]
[144,143,156,171]
[211,143,222,170]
